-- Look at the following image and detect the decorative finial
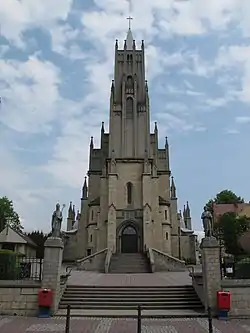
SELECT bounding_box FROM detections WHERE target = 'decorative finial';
[154,122,158,132]
[82,176,88,200]
[101,122,105,133]
[170,176,176,199]
[90,136,94,148]
[165,136,168,147]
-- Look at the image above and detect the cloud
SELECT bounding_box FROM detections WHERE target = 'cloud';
[0,56,61,133]
[1,0,250,233]
[0,0,74,48]
[235,116,250,124]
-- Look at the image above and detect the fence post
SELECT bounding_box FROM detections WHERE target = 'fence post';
[208,306,213,333]
[65,304,71,333]
[137,305,141,333]
[39,258,43,281]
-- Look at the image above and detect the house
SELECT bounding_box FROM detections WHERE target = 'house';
[213,203,250,223]
[0,226,37,257]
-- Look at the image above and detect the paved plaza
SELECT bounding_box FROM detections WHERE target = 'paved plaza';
[66,270,192,286]
[2,316,250,333]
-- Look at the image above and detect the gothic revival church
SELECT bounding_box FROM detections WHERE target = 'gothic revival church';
[63,27,197,268]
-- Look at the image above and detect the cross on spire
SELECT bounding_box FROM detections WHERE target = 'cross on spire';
[127,16,133,30]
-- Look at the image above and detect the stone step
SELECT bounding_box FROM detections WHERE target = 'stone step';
[56,309,207,318]
[59,284,204,314]
[64,285,194,293]
[59,303,203,310]
[61,296,199,302]
[109,253,150,273]
[63,292,197,301]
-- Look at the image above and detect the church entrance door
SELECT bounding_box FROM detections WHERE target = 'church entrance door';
[121,225,138,253]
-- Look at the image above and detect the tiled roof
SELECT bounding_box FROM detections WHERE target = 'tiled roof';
[213,203,250,223]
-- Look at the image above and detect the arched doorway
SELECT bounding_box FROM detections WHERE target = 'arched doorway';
[121,225,138,253]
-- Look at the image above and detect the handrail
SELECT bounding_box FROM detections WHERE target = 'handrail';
[151,248,185,264]
[76,248,108,263]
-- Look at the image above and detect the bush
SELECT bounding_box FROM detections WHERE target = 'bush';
[0,250,19,280]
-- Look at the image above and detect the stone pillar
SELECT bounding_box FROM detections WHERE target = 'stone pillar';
[42,237,64,314]
[201,237,221,312]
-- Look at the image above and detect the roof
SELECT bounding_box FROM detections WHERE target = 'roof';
[89,197,100,206]
[159,196,170,206]
[213,203,250,223]
[0,226,37,248]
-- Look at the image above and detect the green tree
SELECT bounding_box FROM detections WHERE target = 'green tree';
[0,196,23,232]
[215,212,250,256]
[205,189,244,214]
[26,231,48,259]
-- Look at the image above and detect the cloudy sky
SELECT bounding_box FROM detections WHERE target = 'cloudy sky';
[0,0,249,234]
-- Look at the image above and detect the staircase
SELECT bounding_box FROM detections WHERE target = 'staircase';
[58,285,204,317]
[109,253,151,273]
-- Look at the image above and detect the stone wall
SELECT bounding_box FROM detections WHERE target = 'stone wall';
[0,282,40,316]
[77,248,107,272]
[151,248,186,271]
[222,279,250,317]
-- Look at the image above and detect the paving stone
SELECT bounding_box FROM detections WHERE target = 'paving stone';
[1,316,250,332]
[67,270,192,286]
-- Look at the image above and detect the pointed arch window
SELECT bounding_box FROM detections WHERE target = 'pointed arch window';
[126,97,133,118]
[127,182,133,205]
[126,76,134,94]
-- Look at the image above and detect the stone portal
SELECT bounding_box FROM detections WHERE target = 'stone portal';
[121,225,138,253]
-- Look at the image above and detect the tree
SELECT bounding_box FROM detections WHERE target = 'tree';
[205,190,244,214]
[26,231,48,259]
[0,196,23,232]
[215,212,250,256]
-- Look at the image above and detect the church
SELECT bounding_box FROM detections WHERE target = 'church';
[62,26,197,269]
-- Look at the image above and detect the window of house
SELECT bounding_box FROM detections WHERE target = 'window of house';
[165,232,168,240]
[91,210,94,220]
[87,249,91,256]
[90,234,92,242]
[127,182,133,204]
[164,210,168,220]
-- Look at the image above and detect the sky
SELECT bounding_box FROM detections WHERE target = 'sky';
[0,0,250,235]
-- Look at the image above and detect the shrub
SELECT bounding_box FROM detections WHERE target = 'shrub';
[0,250,19,280]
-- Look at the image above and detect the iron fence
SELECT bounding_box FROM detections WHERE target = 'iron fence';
[0,256,43,281]
[64,305,214,333]
[221,255,250,279]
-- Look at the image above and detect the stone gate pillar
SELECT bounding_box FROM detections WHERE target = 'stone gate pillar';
[201,237,221,312]
[42,237,64,314]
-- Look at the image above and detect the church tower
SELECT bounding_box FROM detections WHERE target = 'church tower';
[109,26,149,158]
[67,21,195,263]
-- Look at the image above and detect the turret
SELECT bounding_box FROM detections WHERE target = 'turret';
[170,176,177,199]
[66,201,74,230]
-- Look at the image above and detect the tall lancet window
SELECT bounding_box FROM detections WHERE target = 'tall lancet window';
[126,76,134,94]
[127,182,133,205]
[126,97,133,118]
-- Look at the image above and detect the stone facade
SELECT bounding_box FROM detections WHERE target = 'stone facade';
[63,28,196,266]
[0,283,40,316]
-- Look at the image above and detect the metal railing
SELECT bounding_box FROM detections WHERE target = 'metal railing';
[63,304,214,333]
[221,255,250,279]
[0,256,43,281]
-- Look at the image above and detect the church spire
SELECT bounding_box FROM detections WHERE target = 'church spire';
[170,176,177,199]
[82,176,88,200]
[68,201,73,218]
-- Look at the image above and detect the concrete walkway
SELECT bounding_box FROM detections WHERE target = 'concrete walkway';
[1,316,250,332]
[67,270,192,286]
